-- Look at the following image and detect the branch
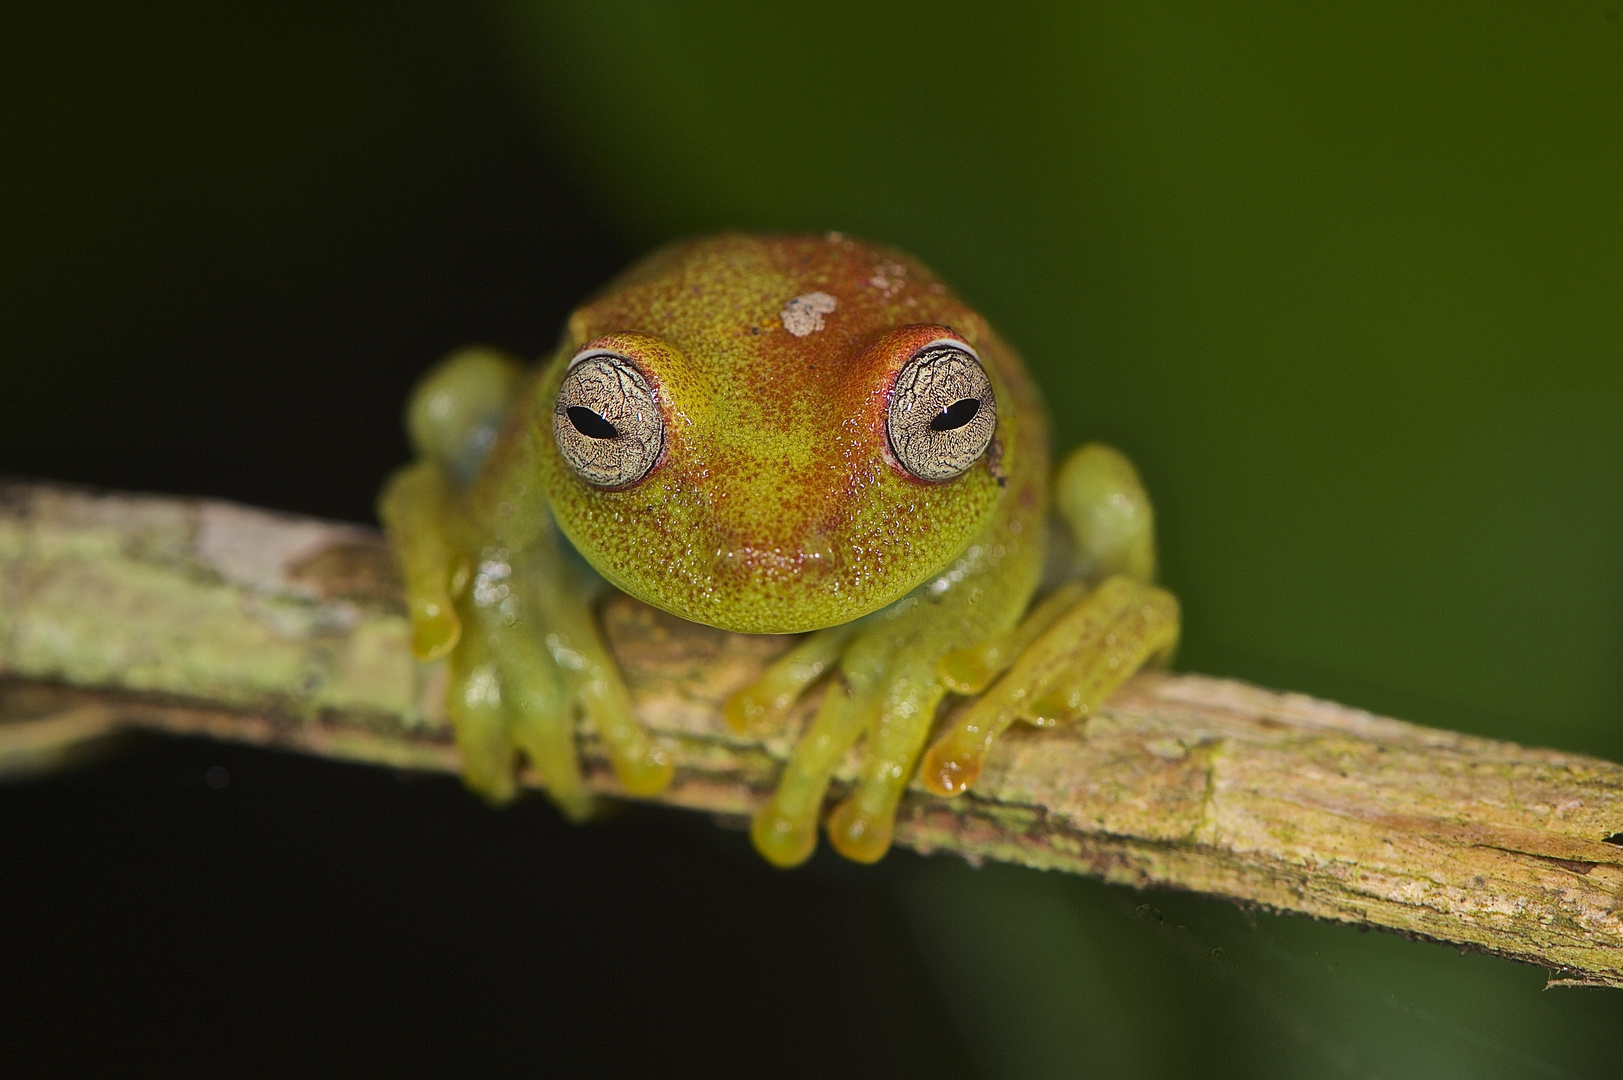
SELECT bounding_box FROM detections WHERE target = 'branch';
[3,479,1621,988]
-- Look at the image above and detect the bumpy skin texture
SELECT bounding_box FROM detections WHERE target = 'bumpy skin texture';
[380,233,1178,866]
[538,233,1041,634]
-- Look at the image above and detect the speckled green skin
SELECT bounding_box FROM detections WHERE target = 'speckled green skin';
[383,232,1118,863]
[531,233,1048,634]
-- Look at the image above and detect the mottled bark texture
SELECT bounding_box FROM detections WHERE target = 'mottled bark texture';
[2,480,1621,987]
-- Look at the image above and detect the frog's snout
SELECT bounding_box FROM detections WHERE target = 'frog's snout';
[685,446,857,587]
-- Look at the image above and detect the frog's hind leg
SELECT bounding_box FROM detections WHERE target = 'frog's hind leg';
[380,348,529,801]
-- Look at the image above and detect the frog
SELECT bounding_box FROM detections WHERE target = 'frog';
[378,232,1179,868]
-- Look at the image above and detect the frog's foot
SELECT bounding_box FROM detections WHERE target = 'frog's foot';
[919,575,1179,797]
[739,617,957,868]
[724,624,857,735]
[446,553,675,819]
[382,346,674,818]
[379,347,526,662]
[385,500,672,817]
[448,585,595,818]
[747,670,879,867]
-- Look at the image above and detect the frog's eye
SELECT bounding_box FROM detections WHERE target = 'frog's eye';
[552,351,665,488]
[887,341,997,482]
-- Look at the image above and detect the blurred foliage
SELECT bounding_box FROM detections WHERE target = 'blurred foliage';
[0,1,627,521]
[497,0,1623,760]
[495,3,1623,1077]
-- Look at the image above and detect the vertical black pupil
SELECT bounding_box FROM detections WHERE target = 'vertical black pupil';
[929,398,981,432]
[568,406,619,439]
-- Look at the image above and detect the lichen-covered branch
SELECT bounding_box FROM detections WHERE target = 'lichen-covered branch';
[3,480,1621,988]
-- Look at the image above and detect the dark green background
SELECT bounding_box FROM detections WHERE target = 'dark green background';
[2,2,1620,1076]
[500,0,1623,763]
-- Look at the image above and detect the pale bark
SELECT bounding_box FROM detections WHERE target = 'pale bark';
[2,480,1621,988]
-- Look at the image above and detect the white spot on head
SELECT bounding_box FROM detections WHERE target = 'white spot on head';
[780,292,838,337]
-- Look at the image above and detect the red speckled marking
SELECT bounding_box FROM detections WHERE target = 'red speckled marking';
[532,233,1049,634]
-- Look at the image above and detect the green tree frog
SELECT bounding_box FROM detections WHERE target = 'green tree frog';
[379,233,1178,867]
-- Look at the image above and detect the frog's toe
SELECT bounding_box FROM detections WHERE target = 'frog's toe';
[726,625,857,734]
[521,579,676,799]
[408,599,461,662]
[575,676,674,797]
[502,660,595,822]
[824,656,945,864]
[511,707,595,822]
[445,646,521,805]
[750,803,820,869]
[825,797,896,864]
[750,679,877,868]
[444,608,605,820]
[378,461,467,663]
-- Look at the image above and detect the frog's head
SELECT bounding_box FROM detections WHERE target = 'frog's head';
[534,233,1037,634]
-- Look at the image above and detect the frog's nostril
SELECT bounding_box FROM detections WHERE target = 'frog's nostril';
[567,406,619,440]
[929,398,981,432]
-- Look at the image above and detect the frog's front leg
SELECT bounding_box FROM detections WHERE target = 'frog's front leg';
[919,573,1179,795]
[454,533,673,818]
[740,539,1043,868]
[381,348,671,820]
[733,443,1179,867]
[921,444,1180,796]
